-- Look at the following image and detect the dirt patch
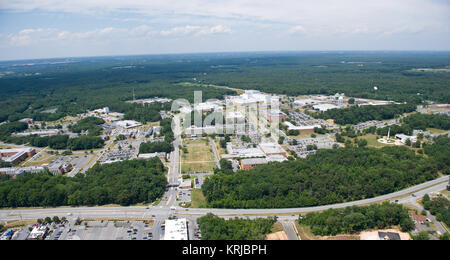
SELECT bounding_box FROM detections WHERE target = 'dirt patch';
[266,231,288,240]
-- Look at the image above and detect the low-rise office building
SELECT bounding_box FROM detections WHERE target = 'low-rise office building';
[240,158,268,170]
[164,218,188,240]
[258,143,287,157]
[0,148,36,164]
[0,166,45,178]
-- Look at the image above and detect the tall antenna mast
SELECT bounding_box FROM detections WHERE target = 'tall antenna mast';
[133,88,136,101]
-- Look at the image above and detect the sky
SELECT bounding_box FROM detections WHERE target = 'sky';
[0,0,449,60]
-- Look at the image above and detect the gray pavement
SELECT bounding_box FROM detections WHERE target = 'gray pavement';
[281,220,298,240]
[209,137,221,169]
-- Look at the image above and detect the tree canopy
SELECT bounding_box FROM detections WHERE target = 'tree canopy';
[0,158,167,207]
[202,146,441,209]
[197,213,276,240]
[299,203,415,236]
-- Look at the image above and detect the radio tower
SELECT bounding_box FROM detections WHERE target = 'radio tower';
[132,88,136,102]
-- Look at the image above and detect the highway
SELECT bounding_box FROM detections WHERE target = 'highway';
[1,176,447,223]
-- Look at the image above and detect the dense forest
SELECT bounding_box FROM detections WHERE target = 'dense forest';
[402,113,450,131]
[197,52,450,104]
[68,116,105,136]
[421,136,450,175]
[310,103,416,125]
[139,141,174,154]
[298,203,415,236]
[1,52,449,125]
[202,145,443,209]
[197,213,276,240]
[0,158,167,207]
[0,55,237,124]
[422,194,450,227]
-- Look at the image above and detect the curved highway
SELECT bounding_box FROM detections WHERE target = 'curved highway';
[1,175,447,222]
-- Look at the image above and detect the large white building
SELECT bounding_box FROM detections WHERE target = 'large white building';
[258,143,287,157]
[12,129,60,137]
[395,134,418,144]
[227,90,279,106]
[313,104,340,112]
[114,120,142,129]
[164,218,188,240]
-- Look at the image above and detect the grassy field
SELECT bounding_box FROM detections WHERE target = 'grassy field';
[21,151,57,166]
[427,128,449,134]
[181,139,216,173]
[145,121,160,128]
[359,134,388,148]
[190,189,207,208]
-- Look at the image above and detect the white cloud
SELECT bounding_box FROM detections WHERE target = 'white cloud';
[160,25,231,36]
[0,24,232,47]
[288,25,306,34]
[0,1,448,39]
[0,0,449,59]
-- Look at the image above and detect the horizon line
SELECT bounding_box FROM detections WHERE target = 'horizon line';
[1,49,450,62]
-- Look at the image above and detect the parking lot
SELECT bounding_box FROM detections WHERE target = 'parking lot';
[65,220,154,240]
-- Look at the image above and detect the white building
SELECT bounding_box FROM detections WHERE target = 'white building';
[395,134,418,144]
[313,104,340,112]
[93,107,110,114]
[12,129,60,137]
[266,155,288,163]
[284,121,321,131]
[28,226,48,240]
[194,102,223,113]
[293,99,319,106]
[114,120,142,129]
[164,218,188,240]
[258,143,287,157]
[227,90,279,106]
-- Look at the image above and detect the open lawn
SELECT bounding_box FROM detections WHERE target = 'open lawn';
[145,121,160,128]
[359,134,389,148]
[181,139,216,173]
[427,128,449,134]
[21,152,57,166]
[190,189,207,208]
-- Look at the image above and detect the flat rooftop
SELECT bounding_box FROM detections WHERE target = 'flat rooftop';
[164,218,188,240]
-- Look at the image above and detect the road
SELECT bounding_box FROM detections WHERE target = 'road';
[209,137,221,169]
[281,220,298,240]
[408,201,448,236]
[1,176,447,224]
